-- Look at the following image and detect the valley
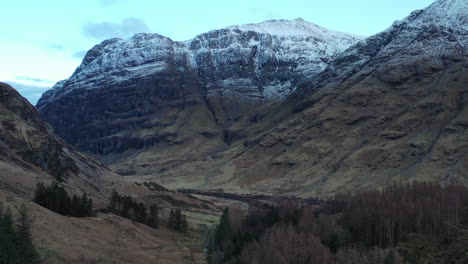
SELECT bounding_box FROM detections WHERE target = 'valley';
[0,0,467,263]
[35,0,467,195]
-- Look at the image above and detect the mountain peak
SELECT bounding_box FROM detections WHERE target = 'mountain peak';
[226,18,364,39]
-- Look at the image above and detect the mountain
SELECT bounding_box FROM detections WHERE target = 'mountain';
[0,82,217,263]
[37,0,467,195]
[0,81,214,205]
[197,0,468,195]
[36,19,362,178]
[0,82,109,198]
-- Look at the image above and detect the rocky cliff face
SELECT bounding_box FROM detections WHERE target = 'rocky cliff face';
[36,19,362,157]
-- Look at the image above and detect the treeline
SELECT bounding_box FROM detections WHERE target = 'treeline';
[107,189,158,228]
[34,182,93,217]
[168,209,188,232]
[335,182,468,248]
[208,182,468,264]
[0,202,40,264]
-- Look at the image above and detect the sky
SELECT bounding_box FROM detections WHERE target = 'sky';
[0,0,435,105]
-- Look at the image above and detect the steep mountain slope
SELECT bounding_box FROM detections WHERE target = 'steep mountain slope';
[196,0,468,195]
[0,82,219,262]
[0,82,214,205]
[0,82,109,198]
[36,19,362,177]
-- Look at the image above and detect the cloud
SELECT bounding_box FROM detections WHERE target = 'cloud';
[83,18,150,40]
[15,76,54,85]
[5,81,51,105]
[72,50,88,60]
[48,43,65,51]
[98,0,127,6]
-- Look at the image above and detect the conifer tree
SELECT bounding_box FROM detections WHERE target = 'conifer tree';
[175,209,182,230]
[80,192,89,217]
[136,202,147,223]
[0,207,16,263]
[167,209,188,232]
[71,195,80,217]
[87,198,93,217]
[0,201,8,262]
[108,189,120,213]
[33,183,46,206]
[212,208,233,260]
[215,208,232,245]
[181,214,188,233]
[168,209,175,229]
[15,204,40,264]
[147,204,159,228]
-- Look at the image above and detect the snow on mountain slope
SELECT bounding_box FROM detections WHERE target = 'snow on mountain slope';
[37,18,363,110]
[228,18,362,49]
[294,0,467,98]
[185,18,364,100]
[413,0,467,30]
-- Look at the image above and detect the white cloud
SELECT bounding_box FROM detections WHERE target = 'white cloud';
[15,76,54,85]
[4,81,51,105]
[83,18,150,40]
[98,0,128,6]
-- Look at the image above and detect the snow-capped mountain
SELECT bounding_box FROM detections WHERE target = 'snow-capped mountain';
[36,18,362,155]
[38,18,362,108]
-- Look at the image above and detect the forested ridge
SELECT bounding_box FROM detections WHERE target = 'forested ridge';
[208,182,468,264]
